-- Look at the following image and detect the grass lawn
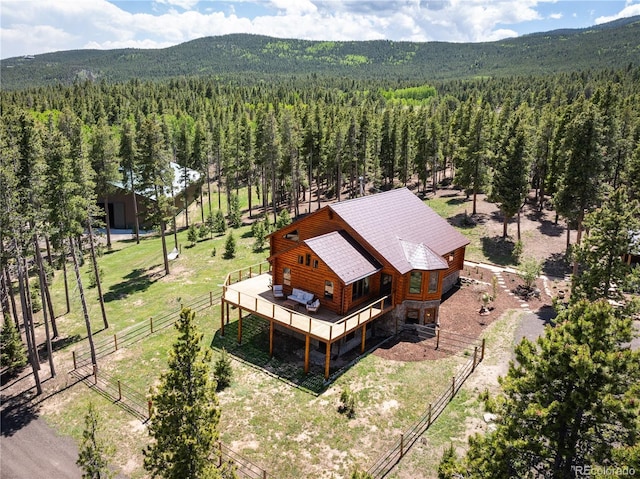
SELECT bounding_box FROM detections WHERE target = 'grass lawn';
[37,186,522,479]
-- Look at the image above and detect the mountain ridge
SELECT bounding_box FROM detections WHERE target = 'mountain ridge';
[2,15,639,90]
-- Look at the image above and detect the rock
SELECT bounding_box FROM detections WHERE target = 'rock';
[483,413,497,423]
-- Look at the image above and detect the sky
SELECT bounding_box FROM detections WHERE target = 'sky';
[2,0,640,60]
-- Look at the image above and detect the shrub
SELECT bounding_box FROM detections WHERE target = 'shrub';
[437,444,462,479]
[518,257,542,289]
[187,224,198,246]
[338,387,356,419]
[213,348,233,391]
[198,223,209,240]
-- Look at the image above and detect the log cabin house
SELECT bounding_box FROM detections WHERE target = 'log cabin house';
[221,187,469,379]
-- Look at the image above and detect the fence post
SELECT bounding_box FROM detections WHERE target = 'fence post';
[428,403,432,425]
[148,400,153,419]
[472,346,478,371]
[210,291,213,306]
[117,381,122,401]
[450,376,455,401]
[93,364,98,385]
[150,317,154,334]
[218,441,223,467]
[114,334,118,351]
[263,471,267,479]
[435,328,440,350]
[481,338,486,361]
[72,351,77,369]
[400,433,404,458]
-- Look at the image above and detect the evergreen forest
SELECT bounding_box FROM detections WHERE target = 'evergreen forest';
[1,18,640,479]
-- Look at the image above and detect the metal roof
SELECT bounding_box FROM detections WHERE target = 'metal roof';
[304,231,382,284]
[329,187,469,274]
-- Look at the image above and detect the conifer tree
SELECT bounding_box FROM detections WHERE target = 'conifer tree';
[212,210,227,235]
[227,193,241,229]
[491,105,531,239]
[223,232,236,259]
[0,319,27,372]
[144,308,221,479]
[77,402,114,479]
[136,114,174,275]
[571,187,640,303]
[445,300,640,479]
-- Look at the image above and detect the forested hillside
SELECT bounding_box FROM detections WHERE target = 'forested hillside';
[2,15,639,89]
[3,11,640,478]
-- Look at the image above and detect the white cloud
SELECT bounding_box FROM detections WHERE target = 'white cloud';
[595,2,640,24]
[549,12,563,20]
[3,0,630,60]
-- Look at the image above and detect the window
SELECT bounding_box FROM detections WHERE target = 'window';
[352,277,370,301]
[284,230,299,241]
[313,259,319,268]
[406,309,420,324]
[409,272,422,294]
[283,268,291,286]
[297,255,304,264]
[324,280,334,299]
[305,254,311,266]
[428,272,438,293]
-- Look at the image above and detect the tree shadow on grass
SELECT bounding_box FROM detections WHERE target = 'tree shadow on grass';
[481,236,515,266]
[448,212,490,229]
[104,267,158,302]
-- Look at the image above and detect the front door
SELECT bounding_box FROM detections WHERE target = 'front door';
[423,307,437,324]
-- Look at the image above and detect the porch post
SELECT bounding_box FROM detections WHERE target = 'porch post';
[237,310,243,345]
[304,334,310,374]
[360,323,367,354]
[324,341,331,379]
[220,298,225,337]
[269,320,274,357]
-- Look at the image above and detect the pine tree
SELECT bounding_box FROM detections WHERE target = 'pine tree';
[223,232,236,259]
[77,402,114,479]
[455,300,640,479]
[0,319,27,372]
[491,105,531,239]
[144,308,221,479]
[187,224,198,247]
[252,219,268,252]
[227,193,241,228]
[213,209,227,235]
[275,208,291,230]
[571,187,640,303]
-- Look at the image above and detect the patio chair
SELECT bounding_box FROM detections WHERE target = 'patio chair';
[273,284,285,299]
[306,299,320,313]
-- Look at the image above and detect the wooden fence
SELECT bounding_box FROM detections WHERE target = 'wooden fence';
[70,288,270,479]
[72,290,221,369]
[367,326,485,478]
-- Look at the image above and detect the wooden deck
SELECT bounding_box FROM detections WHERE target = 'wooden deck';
[221,263,393,378]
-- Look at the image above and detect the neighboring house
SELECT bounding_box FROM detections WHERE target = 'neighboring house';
[269,187,469,325]
[97,162,201,230]
[625,230,640,266]
[221,187,470,379]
